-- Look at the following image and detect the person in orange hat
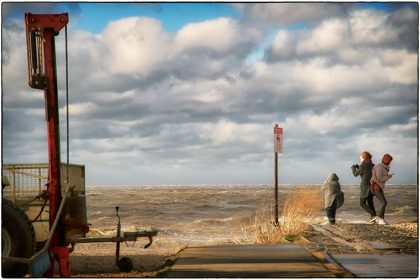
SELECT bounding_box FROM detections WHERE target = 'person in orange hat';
[351,151,377,224]
[370,154,394,225]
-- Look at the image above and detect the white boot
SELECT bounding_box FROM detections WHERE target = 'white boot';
[377,218,388,225]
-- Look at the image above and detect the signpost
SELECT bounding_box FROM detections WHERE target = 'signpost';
[273,124,283,226]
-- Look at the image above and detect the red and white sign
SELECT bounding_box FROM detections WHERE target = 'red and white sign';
[274,126,283,153]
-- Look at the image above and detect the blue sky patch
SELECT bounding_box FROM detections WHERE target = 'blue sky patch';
[75,3,240,34]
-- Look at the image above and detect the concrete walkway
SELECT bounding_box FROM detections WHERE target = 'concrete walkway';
[167,244,337,278]
[330,254,418,278]
[167,244,418,278]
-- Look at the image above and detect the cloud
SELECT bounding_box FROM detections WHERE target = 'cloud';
[2,3,417,185]
[102,17,172,75]
[266,6,418,63]
[175,17,262,56]
[388,6,419,52]
[242,3,348,27]
[175,18,238,54]
[379,50,418,84]
[349,9,395,46]
[298,19,349,54]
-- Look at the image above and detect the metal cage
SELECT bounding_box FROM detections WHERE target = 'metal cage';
[2,163,86,241]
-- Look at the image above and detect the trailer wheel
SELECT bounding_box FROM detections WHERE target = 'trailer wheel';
[2,199,36,277]
[117,257,133,272]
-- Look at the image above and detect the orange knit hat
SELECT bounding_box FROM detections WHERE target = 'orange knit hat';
[382,154,393,165]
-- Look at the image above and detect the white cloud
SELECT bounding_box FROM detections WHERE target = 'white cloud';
[193,88,224,103]
[244,3,346,27]
[102,17,172,75]
[267,7,416,65]
[73,16,263,80]
[297,19,349,54]
[67,102,98,116]
[388,117,417,135]
[349,9,396,46]
[335,47,369,64]
[201,119,235,144]
[380,50,418,84]
[269,31,296,59]
[289,58,384,95]
[175,18,238,54]
[2,3,417,185]
[199,120,266,145]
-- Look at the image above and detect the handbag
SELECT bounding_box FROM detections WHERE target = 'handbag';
[371,182,383,193]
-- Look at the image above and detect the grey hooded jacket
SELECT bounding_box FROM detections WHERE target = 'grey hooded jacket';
[321,173,344,208]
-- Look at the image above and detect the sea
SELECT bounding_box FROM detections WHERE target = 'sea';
[82,184,417,253]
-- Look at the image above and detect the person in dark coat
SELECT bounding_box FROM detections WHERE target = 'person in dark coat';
[321,173,344,225]
[351,151,377,224]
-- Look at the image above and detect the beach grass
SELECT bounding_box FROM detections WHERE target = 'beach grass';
[235,188,322,244]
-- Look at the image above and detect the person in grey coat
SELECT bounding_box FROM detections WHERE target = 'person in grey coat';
[351,151,377,224]
[321,173,344,225]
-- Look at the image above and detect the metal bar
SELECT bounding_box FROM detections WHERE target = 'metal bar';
[17,196,40,207]
[115,207,121,265]
[3,163,49,168]
[23,203,47,207]
[45,183,71,249]
[30,31,38,71]
[71,237,115,243]
[5,170,48,180]
[274,151,279,227]
[32,219,49,223]
[38,167,42,193]
[71,230,158,244]
[65,25,70,185]
[124,230,158,238]
[12,165,16,202]
[25,24,33,85]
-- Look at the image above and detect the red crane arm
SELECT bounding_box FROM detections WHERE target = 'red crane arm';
[24,12,70,277]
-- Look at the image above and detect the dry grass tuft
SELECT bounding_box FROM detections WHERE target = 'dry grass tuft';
[234,188,322,244]
[279,188,322,239]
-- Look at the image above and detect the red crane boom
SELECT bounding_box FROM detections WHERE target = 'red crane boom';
[25,12,70,277]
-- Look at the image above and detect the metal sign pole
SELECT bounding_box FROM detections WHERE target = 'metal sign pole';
[274,149,279,227]
[273,124,283,227]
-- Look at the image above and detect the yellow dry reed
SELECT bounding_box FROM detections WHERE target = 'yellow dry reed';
[234,187,322,244]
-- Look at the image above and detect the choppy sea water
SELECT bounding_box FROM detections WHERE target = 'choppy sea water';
[84,184,417,250]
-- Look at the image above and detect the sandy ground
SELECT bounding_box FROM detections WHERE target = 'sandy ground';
[68,222,417,277]
[66,185,417,277]
[69,238,185,277]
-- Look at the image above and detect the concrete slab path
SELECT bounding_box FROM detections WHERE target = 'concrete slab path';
[330,254,418,278]
[167,244,336,278]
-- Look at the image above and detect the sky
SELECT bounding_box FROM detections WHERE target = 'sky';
[1,2,418,186]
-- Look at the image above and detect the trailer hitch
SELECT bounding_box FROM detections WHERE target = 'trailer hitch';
[71,206,158,272]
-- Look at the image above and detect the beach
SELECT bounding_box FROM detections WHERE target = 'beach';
[69,184,417,277]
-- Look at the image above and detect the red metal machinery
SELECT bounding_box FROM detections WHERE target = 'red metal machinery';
[19,13,157,277]
[25,12,71,277]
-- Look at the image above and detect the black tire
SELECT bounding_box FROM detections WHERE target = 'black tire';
[2,199,36,277]
[117,257,133,272]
